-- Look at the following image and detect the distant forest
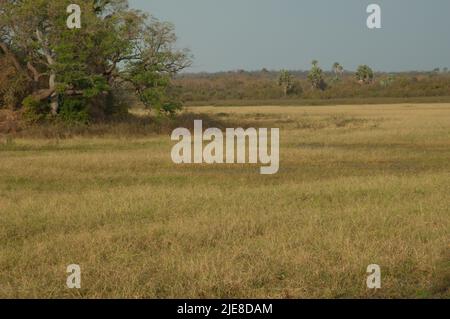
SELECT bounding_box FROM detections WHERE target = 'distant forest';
[174,66,450,105]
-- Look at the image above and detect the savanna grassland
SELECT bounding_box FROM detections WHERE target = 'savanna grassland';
[0,104,449,298]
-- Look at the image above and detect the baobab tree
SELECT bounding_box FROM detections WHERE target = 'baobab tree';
[0,0,191,120]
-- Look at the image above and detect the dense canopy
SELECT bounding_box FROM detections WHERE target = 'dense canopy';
[0,0,192,122]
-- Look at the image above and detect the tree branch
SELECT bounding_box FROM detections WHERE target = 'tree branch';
[0,42,33,81]
[31,88,54,101]
[26,61,42,82]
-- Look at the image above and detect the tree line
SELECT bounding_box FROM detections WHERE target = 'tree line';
[174,62,450,103]
[279,61,374,94]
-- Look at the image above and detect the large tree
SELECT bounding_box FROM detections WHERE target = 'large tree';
[0,0,191,120]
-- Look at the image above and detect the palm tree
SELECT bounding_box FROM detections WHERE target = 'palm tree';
[332,62,343,80]
[278,70,293,96]
[308,61,326,90]
[338,64,344,76]
[332,62,340,75]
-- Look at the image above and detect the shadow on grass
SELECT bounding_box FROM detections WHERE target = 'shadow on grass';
[1,111,261,139]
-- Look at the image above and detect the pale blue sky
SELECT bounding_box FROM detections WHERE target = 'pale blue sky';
[130,0,450,72]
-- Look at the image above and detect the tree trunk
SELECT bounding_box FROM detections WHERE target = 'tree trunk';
[36,29,59,115]
[48,73,58,115]
[50,95,58,115]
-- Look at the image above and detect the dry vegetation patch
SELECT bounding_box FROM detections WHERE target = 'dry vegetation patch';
[0,104,449,298]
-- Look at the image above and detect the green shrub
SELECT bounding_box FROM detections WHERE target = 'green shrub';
[59,97,89,124]
[22,96,50,123]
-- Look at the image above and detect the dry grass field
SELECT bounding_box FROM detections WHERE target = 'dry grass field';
[0,103,449,298]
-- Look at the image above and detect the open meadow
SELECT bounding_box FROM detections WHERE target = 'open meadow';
[0,103,449,298]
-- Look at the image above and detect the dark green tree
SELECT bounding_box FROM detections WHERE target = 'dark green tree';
[308,60,326,90]
[356,65,374,84]
[0,0,191,121]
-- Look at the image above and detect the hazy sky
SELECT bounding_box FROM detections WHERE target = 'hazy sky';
[130,0,450,72]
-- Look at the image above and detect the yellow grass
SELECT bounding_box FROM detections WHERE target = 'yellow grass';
[0,103,449,298]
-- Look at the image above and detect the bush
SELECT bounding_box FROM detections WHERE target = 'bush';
[0,57,30,110]
[22,96,50,123]
[59,97,89,124]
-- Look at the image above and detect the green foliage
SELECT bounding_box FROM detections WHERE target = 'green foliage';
[0,0,191,122]
[308,61,327,90]
[356,65,374,84]
[278,70,294,96]
[0,73,29,110]
[174,71,450,103]
[22,96,50,123]
[0,56,29,109]
[332,62,344,82]
[139,88,182,115]
[122,18,191,115]
[53,29,109,98]
[59,97,89,124]
[126,65,179,115]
